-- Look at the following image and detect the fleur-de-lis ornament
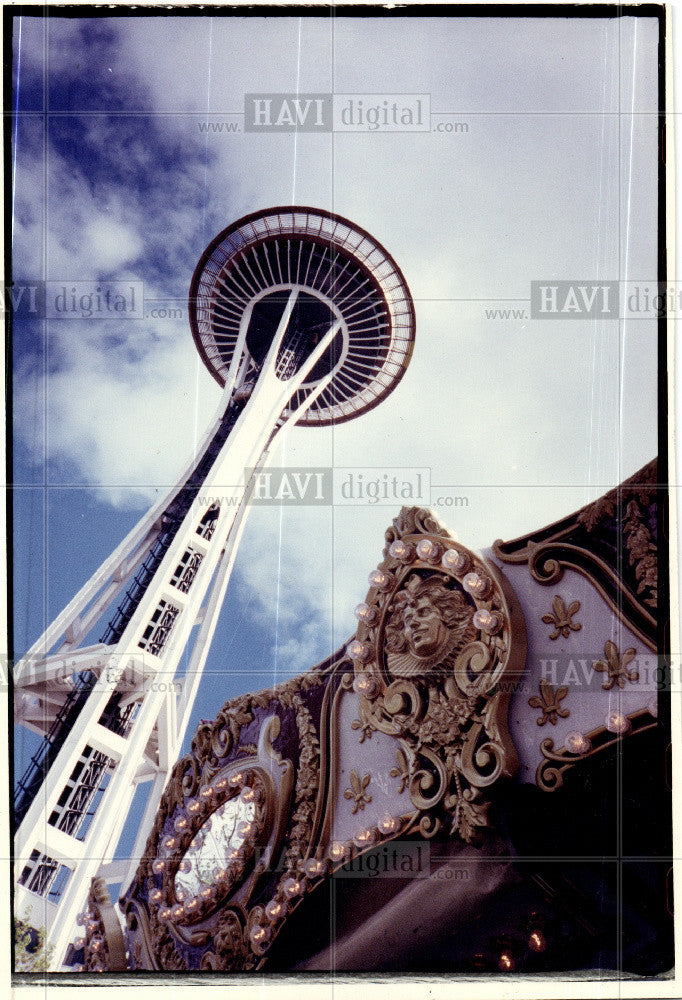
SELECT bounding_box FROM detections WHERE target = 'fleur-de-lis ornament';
[389,747,411,794]
[528,680,570,726]
[593,640,639,690]
[343,770,372,813]
[350,717,374,744]
[542,596,582,640]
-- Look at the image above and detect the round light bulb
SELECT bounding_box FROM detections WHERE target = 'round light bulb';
[228,772,244,787]
[173,815,189,832]
[158,907,172,922]
[389,539,412,561]
[150,888,163,903]
[240,786,256,804]
[152,859,166,875]
[304,858,325,878]
[565,731,591,754]
[161,836,177,851]
[265,899,285,921]
[498,950,515,972]
[368,569,393,591]
[329,841,346,862]
[378,814,400,835]
[442,548,468,573]
[282,877,302,899]
[472,609,501,634]
[528,930,546,953]
[353,827,375,847]
[354,602,378,624]
[463,572,491,598]
[605,711,630,735]
[249,924,270,947]
[199,785,214,800]
[346,639,371,662]
[215,776,229,792]
[187,798,202,814]
[353,672,379,698]
[416,538,440,562]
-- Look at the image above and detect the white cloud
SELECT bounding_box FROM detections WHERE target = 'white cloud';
[82,216,144,272]
[14,313,218,507]
[12,14,661,670]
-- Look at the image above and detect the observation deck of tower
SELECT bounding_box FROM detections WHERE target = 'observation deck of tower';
[190,205,415,423]
[13,206,416,969]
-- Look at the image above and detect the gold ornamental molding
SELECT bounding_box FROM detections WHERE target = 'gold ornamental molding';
[80,876,127,972]
[120,678,321,971]
[101,507,527,972]
[84,471,665,973]
[536,707,658,792]
[347,506,527,843]
[492,458,659,651]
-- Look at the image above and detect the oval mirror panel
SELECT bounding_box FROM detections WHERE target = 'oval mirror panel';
[174,797,257,900]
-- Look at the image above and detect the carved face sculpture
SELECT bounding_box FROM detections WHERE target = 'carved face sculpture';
[403,595,450,657]
[385,574,475,677]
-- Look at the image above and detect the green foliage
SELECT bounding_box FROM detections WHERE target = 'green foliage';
[14,908,54,973]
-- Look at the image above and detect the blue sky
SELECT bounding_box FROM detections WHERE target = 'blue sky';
[12,12,661,869]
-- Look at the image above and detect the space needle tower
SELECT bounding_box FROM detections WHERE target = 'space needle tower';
[13,207,415,968]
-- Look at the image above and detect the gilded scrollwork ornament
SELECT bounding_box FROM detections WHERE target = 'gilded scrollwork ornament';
[203,909,255,971]
[122,670,325,972]
[350,506,526,844]
[118,508,527,971]
[536,706,658,792]
[493,460,658,650]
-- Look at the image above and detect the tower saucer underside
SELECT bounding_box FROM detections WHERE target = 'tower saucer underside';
[189,206,415,426]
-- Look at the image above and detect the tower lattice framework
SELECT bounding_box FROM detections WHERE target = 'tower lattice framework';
[13,206,415,969]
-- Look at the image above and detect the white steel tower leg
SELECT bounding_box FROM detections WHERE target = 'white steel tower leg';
[13,205,416,973]
[14,307,341,968]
